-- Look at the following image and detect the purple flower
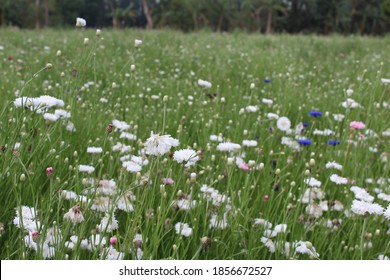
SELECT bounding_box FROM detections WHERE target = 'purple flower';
[328,139,340,146]
[309,111,322,117]
[298,139,312,146]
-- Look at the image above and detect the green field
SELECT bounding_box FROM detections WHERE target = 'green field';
[0,28,390,260]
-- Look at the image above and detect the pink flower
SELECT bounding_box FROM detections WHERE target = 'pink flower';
[46,167,54,177]
[350,121,365,130]
[162,178,174,185]
[110,236,117,246]
[238,163,249,170]
[32,231,40,242]
[263,195,269,202]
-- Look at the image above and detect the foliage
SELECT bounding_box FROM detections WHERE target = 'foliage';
[0,0,390,34]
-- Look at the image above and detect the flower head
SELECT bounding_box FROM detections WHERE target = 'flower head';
[350,121,366,130]
[63,205,84,224]
[298,139,312,146]
[198,79,212,88]
[175,222,192,237]
[173,149,199,167]
[277,117,291,132]
[46,167,54,177]
[162,178,174,185]
[309,110,322,117]
[76,17,86,27]
[134,39,142,47]
[328,139,341,146]
[216,142,241,152]
[144,132,179,156]
[351,200,383,216]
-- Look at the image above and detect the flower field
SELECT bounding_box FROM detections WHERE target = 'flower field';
[0,28,390,260]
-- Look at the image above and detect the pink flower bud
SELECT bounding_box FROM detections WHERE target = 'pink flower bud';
[162,178,174,185]
[46,167,54,177]
[238,163,249,170]
[110,236,117,246]
[263,195,269,202]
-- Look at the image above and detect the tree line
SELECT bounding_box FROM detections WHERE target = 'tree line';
[1,0,390,35]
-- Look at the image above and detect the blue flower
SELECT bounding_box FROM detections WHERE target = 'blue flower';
[309,111,322,117]
[302,122,308,128]
[298,139,312,146]
[264,77,271,83]
[328,139,340,146]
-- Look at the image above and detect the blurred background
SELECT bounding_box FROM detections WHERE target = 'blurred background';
[0,0,390,35]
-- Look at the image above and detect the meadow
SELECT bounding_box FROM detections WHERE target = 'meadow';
[0,28,390,260]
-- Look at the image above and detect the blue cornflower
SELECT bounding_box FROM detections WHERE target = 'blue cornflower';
[328,139,341,146]
[302,122,308,128]
[309,110,322,117]
[264,77,271,83]
[298,139,312,146]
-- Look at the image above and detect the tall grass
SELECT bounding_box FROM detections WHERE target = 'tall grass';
[0,29,390,260]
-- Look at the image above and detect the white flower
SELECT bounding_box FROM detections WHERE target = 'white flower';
[63,205,84,224]
[66,122,76,132]
[294,241,319,259]
[61,190,78,200]
[277,116,291,131]
[245,105,258,112]
[333,114,345,122]
[120,132,137,140]
[378,193,390,202]
[254,218,273,229]
[98,214,119,233]
[209,213,228,229]
[381,78,390,84]
[378,254,389,260]
[242,140,257,147]
[281,137,300,151]
[330,174,348,185]
[216,142,241,152]
[135,248,143,260]
[325,161,343,170]
[262,98,273,105]
[306,203,323,218]
[76,17,86,27]
[267,112,279,120]
[175,222,192,237]
[144,132,179,156]
[78,164,95,173]
[100,246,124,260]
[351,199,384,216]
[198,79,212,88]
[117,192,135,212]
[89,234,107,251]
[383,204,390,220]
[210,135,223,142]
[304,177,322,188]
[112,142,132,153]
[87,147,103,154]
[54,109,71,119]
[301,188,324,204]
[341,98,361,109]
[261,237,275,253]
[173,149,199,167]
[274,224,287,233]
[350,186,374,202]
[97,179,116,195]
[177,199,197,211]
[13,95,63,112]
[122,160,142,173]
[134,39,142,47]
[112,119,131,131]
[43,113,58,123]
